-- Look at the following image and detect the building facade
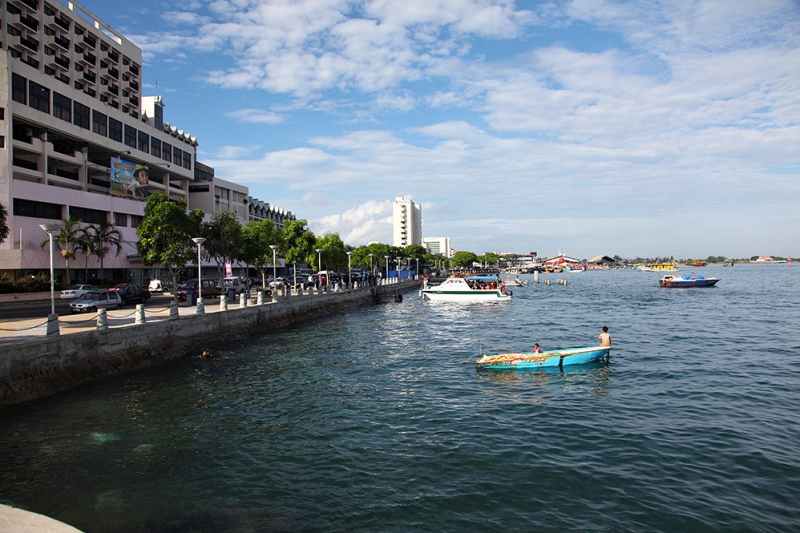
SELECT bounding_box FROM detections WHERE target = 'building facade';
[392,195,421,248]
[0,0,294,284]
[422,236,451,258]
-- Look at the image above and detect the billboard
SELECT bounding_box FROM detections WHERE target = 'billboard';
[110,157,150,200]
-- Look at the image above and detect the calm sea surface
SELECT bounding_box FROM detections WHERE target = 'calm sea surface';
[2,264,800,532]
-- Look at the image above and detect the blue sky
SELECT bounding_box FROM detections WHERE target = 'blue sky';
[81,0,798,258]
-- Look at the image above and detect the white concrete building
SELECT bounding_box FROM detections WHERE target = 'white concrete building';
[392,195,421,248]
[422,236,451,258]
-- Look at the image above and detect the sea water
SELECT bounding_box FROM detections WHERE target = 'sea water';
[1,264,799,532]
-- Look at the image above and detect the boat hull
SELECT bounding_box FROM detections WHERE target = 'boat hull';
[421,290,511,302]
[476,346,611,370]
[659,275,720,288]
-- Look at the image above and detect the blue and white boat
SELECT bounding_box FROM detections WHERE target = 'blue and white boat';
[659,274,721,288]
[476,346,611,370]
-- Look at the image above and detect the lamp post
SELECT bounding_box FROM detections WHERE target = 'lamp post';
[385,255,389,284]
[416,258,419,279]
[346,251,352,289]
[396,256,401,281]
[40,223,61,316]
[192,237,206,313]
[368,253,374,285]
[270,244,279,301]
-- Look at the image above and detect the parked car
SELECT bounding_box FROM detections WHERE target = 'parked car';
[220,277,245,295]
[148,279,173,293]
[60,284,98,300]
[116,284,151,305]
[176,279,219,302]
[69,290,123,313]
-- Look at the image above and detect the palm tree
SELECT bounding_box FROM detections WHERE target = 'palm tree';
[87,220,124,283]
[75,226,94,284]
[40,217,83,286]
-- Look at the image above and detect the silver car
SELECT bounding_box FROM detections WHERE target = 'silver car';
[69,290,123,313]
[60,284,98,300]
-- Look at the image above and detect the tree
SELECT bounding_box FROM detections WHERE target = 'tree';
[280,219,316,289]
[202,211,243,279]
[75,226,95,284]
[136,194,204,302]
[315,232,347,272]
[351,242,390,272]
[241,219,280,286]
[40,217,83,286]
[451,251,477,268]
[87,220,124,283]
[479,252,499,267]
[403,244,427,262]
[0,202,9,245]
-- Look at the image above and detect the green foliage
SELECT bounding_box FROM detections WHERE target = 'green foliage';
[202,211,244,278]
[0,202,9,245]
[280,219,317,284]
[136,194,204,299]
[403,244,427,261]
[241,219,280,284]
[315,232,347,271]
[86,220,124,280]
[0,273,55,294]
[451,251,477,268]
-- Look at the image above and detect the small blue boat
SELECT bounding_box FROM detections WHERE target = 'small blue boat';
[659,274,721,288]
[476,346,612,370]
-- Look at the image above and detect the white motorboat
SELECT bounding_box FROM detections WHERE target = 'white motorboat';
[420,276,512,302]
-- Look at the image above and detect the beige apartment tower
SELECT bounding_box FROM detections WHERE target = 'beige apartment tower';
[392,195,421,247]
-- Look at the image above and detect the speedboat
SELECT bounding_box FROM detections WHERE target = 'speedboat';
[476,346,611,370]
[420,276,512,302]
[659,274,721,288]
[639,263,680,272]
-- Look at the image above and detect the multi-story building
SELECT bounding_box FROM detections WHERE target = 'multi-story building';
[392,195,421,248]
[422,236,451,258]
[248,197,295,230]
[0,0,296,285]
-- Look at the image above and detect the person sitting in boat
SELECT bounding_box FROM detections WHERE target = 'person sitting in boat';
[533,343,542,353]
[599,326,612,347]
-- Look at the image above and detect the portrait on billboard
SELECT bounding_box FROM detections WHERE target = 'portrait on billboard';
[111,158,150,200]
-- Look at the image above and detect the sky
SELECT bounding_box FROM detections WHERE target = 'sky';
[78,0,799,259]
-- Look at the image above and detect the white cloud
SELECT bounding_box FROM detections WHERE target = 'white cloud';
[226,108,285,124]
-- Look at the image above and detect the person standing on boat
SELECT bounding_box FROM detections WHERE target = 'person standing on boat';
[599,326,612,347]
[533,343,542,353]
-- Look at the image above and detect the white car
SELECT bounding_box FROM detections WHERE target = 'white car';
[69,291,123,313]
[60,284,98,300]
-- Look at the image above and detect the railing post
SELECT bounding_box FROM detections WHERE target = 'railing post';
[96,308,108,331]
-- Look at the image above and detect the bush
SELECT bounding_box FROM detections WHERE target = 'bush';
[0,273,63,294]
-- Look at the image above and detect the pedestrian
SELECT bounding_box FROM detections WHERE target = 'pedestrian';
[533,343,542,353]
[599,326,612,347]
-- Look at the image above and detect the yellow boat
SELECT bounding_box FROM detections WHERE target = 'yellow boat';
[638,263,680,272]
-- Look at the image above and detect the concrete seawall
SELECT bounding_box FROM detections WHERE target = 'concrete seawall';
[0,280,419,406]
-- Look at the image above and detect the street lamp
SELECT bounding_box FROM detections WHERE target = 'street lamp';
[396,256,401,281]
[416,258,419,279]
[346,251,352,289]
[385,255,389,283]
[40,223,61,316]
[192,237,206,313]
[316,248,323,272]
[270,244,279,301]
[368,253,374,286]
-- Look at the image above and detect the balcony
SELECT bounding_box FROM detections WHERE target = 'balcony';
[20,0,38,10]
[82,70,96,83]
[83,52,97,66]
[20,14,38,32]
[53,34,70,50]
[54,16,69,30]
[129,79,139,90]
[56,73,69,84]
[107,50,119,63]
[84,87,96,97]
[128,64,139,75]
[22,56,39,69]
[54,55,69,69]
[20,35,39,52]
[83,34,96,48]
[108,67,119,79]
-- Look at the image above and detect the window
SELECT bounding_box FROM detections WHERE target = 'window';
[173,146,182,165]
[183,151,192,170]
[114,212,127,227]
[162,142,172,163]
[29,81,50,113]
[69,206,106,225]
[137,130,149,153]
[0,107,5,120]
[92,110,107,136]
[130,214,143,228]
[109,117,122,142]
[0,136,4,149]
[73,102,90,129]
[150,137,161,159]
[12,74,26,104]
[13,199,62,220]
[53,92,71,122]
[124,125,136,148]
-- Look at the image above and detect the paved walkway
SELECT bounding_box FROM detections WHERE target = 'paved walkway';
[0,504,83,532]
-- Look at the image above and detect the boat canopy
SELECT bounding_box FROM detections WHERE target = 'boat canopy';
[465,276,499,281]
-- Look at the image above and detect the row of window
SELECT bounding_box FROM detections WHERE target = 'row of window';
[13,198,143,227]
[12,72,193,170]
